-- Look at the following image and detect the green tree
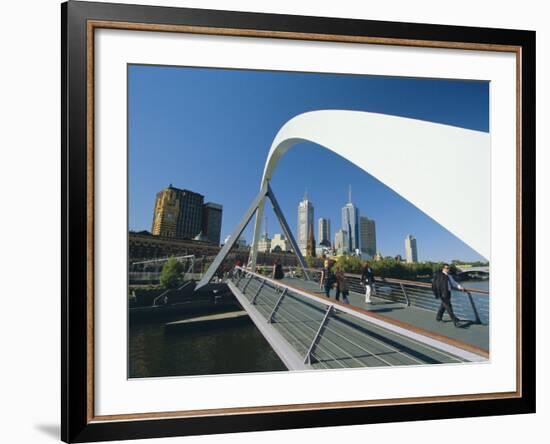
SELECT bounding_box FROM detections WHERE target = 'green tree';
[160,257,184,289]
[369,259,453,281]
[335,255,363,273]
[305,255,323,269]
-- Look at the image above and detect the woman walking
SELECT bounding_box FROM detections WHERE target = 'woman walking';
[335,268,350,304]
[320,260,335,298]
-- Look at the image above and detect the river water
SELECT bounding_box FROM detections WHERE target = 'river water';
[129,315,286,378]
[462,280,489,292]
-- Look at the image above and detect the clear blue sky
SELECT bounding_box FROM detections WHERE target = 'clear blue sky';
[128,64,489,262]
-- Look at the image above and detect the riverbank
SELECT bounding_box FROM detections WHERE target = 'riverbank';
[128,283,286,378]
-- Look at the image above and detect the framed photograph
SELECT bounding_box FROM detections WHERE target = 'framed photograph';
[62,1,535,442]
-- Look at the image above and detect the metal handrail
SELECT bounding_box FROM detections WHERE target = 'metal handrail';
[231,266,486,361]
[259,281,462,366]
[281,266,488,325]
[234,275,394,368]
[152,280,193,306]
[131,254,196,267]
[268,288,288,323]
[304,305,333,365]
[296,266,489,295]
[465,290,482,324]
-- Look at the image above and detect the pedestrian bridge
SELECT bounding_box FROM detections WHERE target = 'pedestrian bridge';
[457,266,489,273]
[195,109,490,371]
[456,266,490,280]
[227,266,488,371]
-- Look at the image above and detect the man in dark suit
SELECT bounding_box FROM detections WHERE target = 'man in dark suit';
[432,263,465,327]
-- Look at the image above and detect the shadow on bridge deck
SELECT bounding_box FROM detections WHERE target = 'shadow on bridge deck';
[280,277,490,354]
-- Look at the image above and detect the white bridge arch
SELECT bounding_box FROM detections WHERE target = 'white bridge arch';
[196,110,489,290]
[249,110,490,267]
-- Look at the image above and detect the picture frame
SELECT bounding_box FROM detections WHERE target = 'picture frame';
[61,1,536,442]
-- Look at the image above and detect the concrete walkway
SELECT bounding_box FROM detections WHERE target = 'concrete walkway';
[281,277,490,352]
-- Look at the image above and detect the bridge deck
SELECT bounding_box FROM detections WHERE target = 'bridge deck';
[281,277,490,353]
[228,271,487,371]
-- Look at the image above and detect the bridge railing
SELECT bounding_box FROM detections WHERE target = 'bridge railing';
[129,271,161,284]
[228,266,484,369]
[229,267,355,368]
[281,266,489,325]
[129,254,222,286]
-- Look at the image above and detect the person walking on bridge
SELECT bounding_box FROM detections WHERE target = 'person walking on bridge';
[234,258,242,278]
[320,260,336,298]
[361,261,375,304]
[335,268,350,304]
[432,263,465,327]
[272,260,284,280]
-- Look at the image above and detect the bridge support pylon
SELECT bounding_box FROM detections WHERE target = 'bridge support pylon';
[195,183,310,291]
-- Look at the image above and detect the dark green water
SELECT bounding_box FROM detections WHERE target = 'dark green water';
[129,316,287,378]
[462,280,489,291]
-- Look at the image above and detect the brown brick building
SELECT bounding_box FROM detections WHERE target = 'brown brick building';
[152,185,223,242]
[129,231,297,267]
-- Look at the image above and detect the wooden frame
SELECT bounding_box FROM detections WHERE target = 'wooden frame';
[62,1,536,442]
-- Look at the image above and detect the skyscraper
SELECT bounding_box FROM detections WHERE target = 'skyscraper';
[359,216,377,257]
[405,234,418,263]
[334,229,349,255]
[202,202,223,245]
[257,216,271,253]
[297,191,314,256]
[341,186,360,253]
[318,218,331,247]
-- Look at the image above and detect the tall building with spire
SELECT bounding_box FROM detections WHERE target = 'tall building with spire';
[405,234,418,263]
[341,185,360,253]
[359,216,377,257]
[318,218,331,247]
[297,191,314,256]
[257,216,272,253]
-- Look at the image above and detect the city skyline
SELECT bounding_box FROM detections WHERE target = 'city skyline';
[138,180,482,262]
[297,192,314,256]
[128,64,489,262]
